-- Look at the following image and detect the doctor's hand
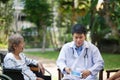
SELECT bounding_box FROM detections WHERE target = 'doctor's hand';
[81,70,91,79]
[64,67,71,74]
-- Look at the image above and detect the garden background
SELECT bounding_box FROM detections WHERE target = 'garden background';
[0,0,120,80]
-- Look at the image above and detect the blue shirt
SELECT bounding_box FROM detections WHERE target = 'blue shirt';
[75,46,83,56]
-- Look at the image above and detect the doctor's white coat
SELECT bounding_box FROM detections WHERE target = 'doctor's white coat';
[56,41,104,80]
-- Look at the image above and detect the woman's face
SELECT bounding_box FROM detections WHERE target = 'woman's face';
[14,39,25,54]
[73,33,86,47]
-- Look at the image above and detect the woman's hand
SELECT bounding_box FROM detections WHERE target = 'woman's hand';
[37,61,45,74]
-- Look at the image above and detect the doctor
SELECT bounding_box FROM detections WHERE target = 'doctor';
[56,24,104,80]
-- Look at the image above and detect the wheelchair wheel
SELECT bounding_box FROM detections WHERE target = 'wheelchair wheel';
[0,74,12,80]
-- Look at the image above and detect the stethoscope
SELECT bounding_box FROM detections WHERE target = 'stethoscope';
[84,48,88,69]
[72,47,88,57]
[72,47,88,68]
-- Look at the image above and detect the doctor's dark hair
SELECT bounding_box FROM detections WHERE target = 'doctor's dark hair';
[71,24,87,35]
[8,33,24,52]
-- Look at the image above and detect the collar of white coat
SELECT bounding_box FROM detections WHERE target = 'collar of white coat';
[69,40,89,49]
[69,41,89,58]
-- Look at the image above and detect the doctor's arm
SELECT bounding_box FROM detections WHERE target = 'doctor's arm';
[56,46,71,74]
[88,48,104,76]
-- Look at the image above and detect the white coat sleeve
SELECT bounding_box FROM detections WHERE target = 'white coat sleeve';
[88,47,104,75]
[56,45,68,73]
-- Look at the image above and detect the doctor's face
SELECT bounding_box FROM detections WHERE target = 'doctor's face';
[73,33,86,47]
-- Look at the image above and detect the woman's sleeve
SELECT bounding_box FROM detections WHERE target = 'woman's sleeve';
[21,53,38,66]
[4,57,16,68]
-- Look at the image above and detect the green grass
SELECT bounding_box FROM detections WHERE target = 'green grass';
[102,53,120,69]
[25,51,59,60]
[25,51,120,69]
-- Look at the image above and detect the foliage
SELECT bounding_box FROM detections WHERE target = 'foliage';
[22,27,41,48]
[0,0,14,30]
[57,0,91,27]
[0,0,9,3]
[54,0,92,45]
[0,43,7,49]
[0,0,14,45]
[56,0,120,51]
[98,0,120,39]
[22,27,51,48]
[23,0,53,51]
[23,0,53,28]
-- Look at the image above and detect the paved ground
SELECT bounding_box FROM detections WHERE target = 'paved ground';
[26,55,58,80]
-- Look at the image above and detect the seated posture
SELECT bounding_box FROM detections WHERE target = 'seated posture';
[56,24,104,80]
[4,33,45,80]
[107,70,120,80]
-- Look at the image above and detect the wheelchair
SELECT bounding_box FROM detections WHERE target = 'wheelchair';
[0,52,51,80]
[0,74,12,80]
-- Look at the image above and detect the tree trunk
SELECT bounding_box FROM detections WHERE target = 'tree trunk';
[103,0,120,38]
[41,25,46,53]
[104,12,119,37]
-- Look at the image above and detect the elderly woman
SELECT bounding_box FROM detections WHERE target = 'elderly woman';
[4,33,45,80]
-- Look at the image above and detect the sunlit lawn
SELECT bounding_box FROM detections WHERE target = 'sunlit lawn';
[25,51,59,60]
[102,53,120,70]
[25,51,120,69]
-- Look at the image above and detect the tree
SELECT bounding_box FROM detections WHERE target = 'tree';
[56,0,91,44]
[0,0,14,47]
[100,0,120,39]
[23,0,53,52]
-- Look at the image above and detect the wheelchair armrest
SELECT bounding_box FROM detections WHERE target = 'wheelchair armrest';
[28,64,52,80]
[28,64,38,71]
[28,64,37,67]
